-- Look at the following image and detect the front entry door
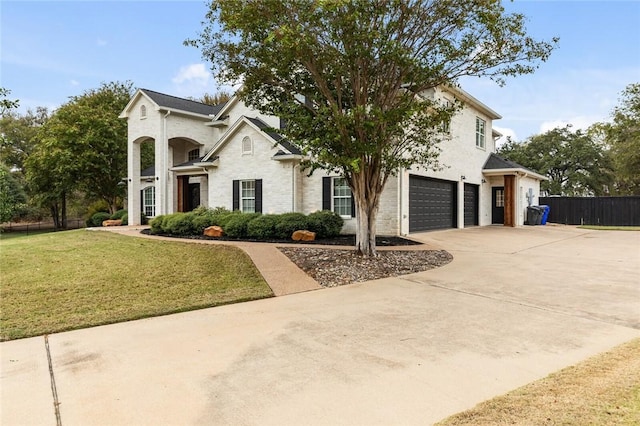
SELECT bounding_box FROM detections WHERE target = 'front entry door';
[492,187,505,224]
[187,183,200,212]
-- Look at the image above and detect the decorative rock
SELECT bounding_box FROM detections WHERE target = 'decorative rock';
[292,230,316,241]
[204,225,224,237]
[102,219,123,227]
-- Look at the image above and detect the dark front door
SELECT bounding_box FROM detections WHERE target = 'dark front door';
[492,187,504,224]
[186,183,200,212]
[463,183,479,227]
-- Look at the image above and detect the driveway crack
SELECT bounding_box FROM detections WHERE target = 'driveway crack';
[44,335,63,426]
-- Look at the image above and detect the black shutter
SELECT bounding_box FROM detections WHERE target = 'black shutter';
[255,179,263,213]
[322,177,331,211]
[232,180,239,211]
[350,191,356,218]
[140,190,144,214]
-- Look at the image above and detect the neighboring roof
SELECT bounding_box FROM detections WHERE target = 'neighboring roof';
[141,166,155,177]
[245,117,302,155]
[140,89,226,117]
[483,153,547,180]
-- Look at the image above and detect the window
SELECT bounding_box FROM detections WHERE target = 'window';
[188,148,200,161]
[242,136,253,154]
[143,186,155,217]
[140,105,147,119]
[476,117,486,149]
[440,99,451,134]
[495,188,504,207]
[333,178,352,217]
[241,180,256,213]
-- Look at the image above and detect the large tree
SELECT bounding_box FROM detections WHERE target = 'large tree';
[0,107,50,173]
[25,81,133,228]
[189,0,557,255]
[604,83,640,195]
[498,126,613,196]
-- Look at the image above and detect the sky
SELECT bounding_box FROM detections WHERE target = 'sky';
[2,0,639,144]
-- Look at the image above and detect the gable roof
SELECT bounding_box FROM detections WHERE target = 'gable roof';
[483,153,547,180]
[119,88,227,119]
[202,116,303,161]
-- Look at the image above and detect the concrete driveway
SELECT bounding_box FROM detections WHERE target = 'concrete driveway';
[2,225,639,425]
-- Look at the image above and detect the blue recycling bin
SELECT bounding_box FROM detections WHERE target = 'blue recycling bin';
[539,205,550,225]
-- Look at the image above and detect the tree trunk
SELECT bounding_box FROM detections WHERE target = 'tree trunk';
[61,191,67,229]
[50,204,60,229]
[350,168,385,257]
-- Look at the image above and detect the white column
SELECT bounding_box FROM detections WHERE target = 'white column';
[127,135,142,225]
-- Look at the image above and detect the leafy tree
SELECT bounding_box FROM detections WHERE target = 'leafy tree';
[497,126,613,196]
[188,0,557,256]
[603,83,640,195]
[0,107,50,172]
[191,91,232,106]
[0,165,27,223]
[0,87,19,115]
[25,81,134,228]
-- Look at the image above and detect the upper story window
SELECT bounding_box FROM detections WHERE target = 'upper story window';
[140,105,147,119]
[476,117,486,149]
[188,148,200,161]
[242,136,253,155]
[440,99,452,134]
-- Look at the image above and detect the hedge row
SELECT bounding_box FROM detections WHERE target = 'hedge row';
[86,209,148,227]
[149,207,343,239]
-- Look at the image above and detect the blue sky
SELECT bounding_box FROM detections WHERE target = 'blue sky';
[2,0,639,144]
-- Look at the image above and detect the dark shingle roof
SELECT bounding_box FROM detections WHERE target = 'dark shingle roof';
[141,166,155,177]
[140,89,226,117]
[173,156,219,168]
[483,153,538,174]
[245,117,302,155]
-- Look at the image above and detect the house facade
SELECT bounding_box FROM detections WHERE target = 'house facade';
[120,87,545,234]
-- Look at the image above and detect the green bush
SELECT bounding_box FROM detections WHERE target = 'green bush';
[121,213,128,226]
[141,213,148,225]
[149,215,165,234]
[110,209,127,220]
[224,213,261,238]
[85,200,110,223]
[307,210,344,238]
[247,214,279,239]
[274,212,309,239]
[164,212,197,236]
[87,212,111,227]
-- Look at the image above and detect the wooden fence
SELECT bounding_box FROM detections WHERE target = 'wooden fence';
[539,196,640,226]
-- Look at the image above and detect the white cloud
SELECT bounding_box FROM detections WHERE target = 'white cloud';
[172,63,211,85]
[493,126,518,148]
[539,115,604,134]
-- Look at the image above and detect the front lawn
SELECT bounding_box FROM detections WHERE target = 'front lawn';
[578,225,640,231]
[0,230,272,341]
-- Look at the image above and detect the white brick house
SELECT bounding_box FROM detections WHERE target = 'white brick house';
[119,87,545,234]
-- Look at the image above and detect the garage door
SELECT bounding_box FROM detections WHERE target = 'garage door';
[409,175,457,232]
[464,183,479,226]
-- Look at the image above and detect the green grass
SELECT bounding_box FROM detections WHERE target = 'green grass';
[0,229,56,240]
[436,339,640,425]
[0,230,273,340]
[578,225,640,231]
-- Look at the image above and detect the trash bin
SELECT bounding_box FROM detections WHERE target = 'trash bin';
[539,205,550,225]
[526,206,543,225]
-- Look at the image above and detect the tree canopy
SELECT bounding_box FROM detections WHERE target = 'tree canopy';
[189,0,557,255]
[25,81,133,227]
[498,126,613,196]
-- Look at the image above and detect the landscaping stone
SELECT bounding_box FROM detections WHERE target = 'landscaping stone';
[102,219,123,227]
[292,230,316,241]
[204,226,224,237]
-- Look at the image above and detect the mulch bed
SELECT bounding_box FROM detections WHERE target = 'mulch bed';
[278,247,453,287]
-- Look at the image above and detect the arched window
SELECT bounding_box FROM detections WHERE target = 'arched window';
[140,105,147,119]
[188,148,200,161]
[242,136,253,154]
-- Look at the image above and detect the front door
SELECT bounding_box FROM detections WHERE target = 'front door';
[492,187,505,224]
[187,183,200,212]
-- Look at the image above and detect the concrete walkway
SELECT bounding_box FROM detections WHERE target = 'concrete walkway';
[2,225,639,425]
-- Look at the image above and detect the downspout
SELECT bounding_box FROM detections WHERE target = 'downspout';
[398,167,404,235]
[292,162,297,212]
[163,111,171,215]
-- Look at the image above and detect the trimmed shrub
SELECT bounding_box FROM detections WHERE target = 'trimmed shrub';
[307,210,344,238]
[85,200,110,223]
[121,213,128,226]
[274,212,309,239]
[149,215,165,234]
[87,212,111,227]
[141,213,149,225]
[110,209,127,220]
[224,213,261,238]
[164,212,197,236]
[191,212,217,234]
[247,214,279,239]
